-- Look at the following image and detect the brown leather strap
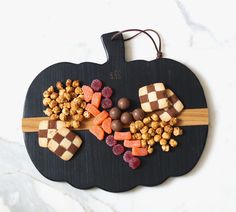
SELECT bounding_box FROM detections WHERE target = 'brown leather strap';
[111,29,162,58]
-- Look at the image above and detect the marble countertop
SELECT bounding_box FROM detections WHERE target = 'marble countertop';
[1,0,236,211]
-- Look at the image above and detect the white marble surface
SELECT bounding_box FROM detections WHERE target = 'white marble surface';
[0,0,236,211]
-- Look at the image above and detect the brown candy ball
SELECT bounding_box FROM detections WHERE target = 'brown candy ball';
[132,108,145,121]
[109,107,122,120]
[120,112,133,125]
[117,97,130,110]
[111,120,123,132]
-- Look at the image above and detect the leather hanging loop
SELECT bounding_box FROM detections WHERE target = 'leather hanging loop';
[111,29,162,59]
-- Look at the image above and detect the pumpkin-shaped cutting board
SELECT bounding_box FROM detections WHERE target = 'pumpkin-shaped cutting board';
[22,31,208,192]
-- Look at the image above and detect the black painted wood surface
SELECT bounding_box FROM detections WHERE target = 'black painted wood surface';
[23,31,208,192]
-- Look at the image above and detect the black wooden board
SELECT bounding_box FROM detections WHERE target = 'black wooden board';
[23,31,208,192]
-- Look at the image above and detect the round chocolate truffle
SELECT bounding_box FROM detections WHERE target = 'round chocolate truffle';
[132,108,145,121]
[109,107,122,120]
[111,120,123,132]
[120,112,133,125]
[117,97,130,110]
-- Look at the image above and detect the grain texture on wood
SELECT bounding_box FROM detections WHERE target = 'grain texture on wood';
[23,31,209,192]
[177,108,209,126]
[22,108,209,132]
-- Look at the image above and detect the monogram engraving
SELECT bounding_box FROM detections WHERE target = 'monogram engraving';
[109,70,122,80]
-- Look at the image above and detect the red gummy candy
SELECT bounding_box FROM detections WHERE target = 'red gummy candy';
[123,150,134,163]
[101,98,113,109]
[91,79,103,91]
[112,144,125,156]
[106,135,117,147]
[128,157,141,169]
[101,86,113,98]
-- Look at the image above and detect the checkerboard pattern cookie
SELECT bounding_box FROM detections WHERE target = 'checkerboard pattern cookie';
[38,120,65,148]
[48,127,82,161]
[139,83,169,112]
[157,89,184,122]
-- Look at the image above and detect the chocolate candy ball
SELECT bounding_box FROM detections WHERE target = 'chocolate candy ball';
[117,97,130,110]
[120,112,133,125]
[111,120,123,132]
[109,107,122,120]
[132,108,145,121]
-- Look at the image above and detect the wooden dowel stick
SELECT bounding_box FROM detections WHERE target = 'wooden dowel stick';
[22,108,209,133]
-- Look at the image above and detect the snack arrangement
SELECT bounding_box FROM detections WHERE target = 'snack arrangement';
[39,78,185,169]
[22,30,209,191]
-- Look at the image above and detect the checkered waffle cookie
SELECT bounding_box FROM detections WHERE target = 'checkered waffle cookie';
[38,120,65,148]
[48,127,82,161]
[157,89,184,122]
[139,83,169,112]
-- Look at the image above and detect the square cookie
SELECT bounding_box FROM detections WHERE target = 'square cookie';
[157,89,184,122]
[139,83,169,112]
[48,128,82,161]
[38,120,65,148]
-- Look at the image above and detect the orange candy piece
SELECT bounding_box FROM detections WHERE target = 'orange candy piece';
[85,104,100,116]
[82,85,94,102]
[91,92,102,108]
[124,140,141,148]
[132,147,148,156]
[89,125,104,141]
[93,110,109,125]
[101,117,112,134]
[114,131,132,141]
